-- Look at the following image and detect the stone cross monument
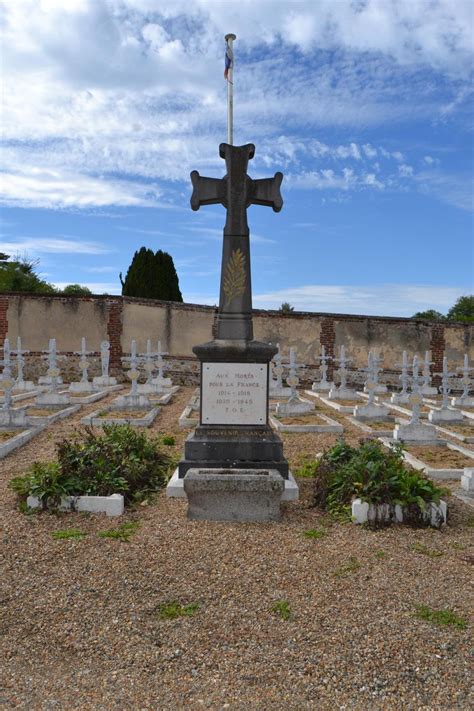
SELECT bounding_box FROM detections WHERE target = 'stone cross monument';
[190,143,282,341]
[178,142,289,482]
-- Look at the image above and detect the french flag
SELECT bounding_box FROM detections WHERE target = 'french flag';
[224,41,233,81]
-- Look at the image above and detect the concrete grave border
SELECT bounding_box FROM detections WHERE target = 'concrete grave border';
[269,412,343,433]
[304,390,361,414]
[26,404,81,426]
[82,405,159,428]
[379,436,474,480]
[352,497,447,527]
[27,493,124,517]
[0,424,45,460]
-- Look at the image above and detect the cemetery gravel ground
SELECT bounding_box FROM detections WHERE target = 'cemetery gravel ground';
[1,387,473,710]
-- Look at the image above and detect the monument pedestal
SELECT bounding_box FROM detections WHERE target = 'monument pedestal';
[178,339,289,480]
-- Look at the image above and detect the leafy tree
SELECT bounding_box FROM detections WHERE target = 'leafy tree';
[62,284,92,296]
[411,309,445,321]
[0,255,56,294]
[446,295,474,322]
[120,247,183,301]
[279,302,295,313]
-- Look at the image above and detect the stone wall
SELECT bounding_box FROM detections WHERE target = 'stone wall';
[1,293,473,387]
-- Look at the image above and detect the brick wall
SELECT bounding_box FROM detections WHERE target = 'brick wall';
[2,293,473,387]
[430,324,446,386]
[320,317,336,380]
[0,295,8,347]
[106,300,123,372]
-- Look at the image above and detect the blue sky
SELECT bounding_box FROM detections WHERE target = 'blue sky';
[1,0,473,316]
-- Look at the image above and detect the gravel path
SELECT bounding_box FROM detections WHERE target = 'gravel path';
[1,387,473,710]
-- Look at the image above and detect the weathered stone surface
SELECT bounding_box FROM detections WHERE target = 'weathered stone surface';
[184,468,284,522]
[393,422,438,442]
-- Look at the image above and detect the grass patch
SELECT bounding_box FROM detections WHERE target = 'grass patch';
[98,521,139,542]
[412,542,443,558]
[51,528,87,540]
[333,556,361,578]
[303,528,326,539]
[272,599,291,621]
[157,601,200,620]
[414,604,467,629]
[374,550,387,559]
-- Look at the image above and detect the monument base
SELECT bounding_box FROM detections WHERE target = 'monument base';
[167,467,299,501]
[184,468,285,522]
[178,425,289,479]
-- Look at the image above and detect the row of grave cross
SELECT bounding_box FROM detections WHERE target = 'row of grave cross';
[1,338,472,406]
[0,338,170,407]
[269,344,473,401]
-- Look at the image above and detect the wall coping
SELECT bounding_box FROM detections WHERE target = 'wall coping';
[1,292,472,326]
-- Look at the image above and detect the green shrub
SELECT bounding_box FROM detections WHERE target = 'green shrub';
[311,438,445,525]
[162,435,175,446]
[9,425,173,509]
[10,461,76,511]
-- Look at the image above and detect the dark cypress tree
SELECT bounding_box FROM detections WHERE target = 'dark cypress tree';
[120,247,183,301]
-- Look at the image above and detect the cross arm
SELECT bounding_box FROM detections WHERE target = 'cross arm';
[190,170,226,211]
[249,172,283,212]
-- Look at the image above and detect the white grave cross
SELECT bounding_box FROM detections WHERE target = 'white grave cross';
[408,355,424,425]
[0,339,14,411]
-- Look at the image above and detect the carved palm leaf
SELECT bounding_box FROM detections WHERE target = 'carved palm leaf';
[223,248,246,307]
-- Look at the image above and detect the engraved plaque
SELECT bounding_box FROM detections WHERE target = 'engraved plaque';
[201,362,267,425]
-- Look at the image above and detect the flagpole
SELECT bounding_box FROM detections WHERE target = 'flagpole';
[225,33,236,145]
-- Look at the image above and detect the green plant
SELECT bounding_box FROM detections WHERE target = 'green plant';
[295,458,321,478]
[311,439,445,526]
[303,528,326,539]
[374,550,387,559]
[333,556,361,578]
[157,601,200,620]
[272,599,291,620]
[162,435,175,446]
[10,461,76,510]
[414,605,467,629]
[52,528,87,540]
[98,521,139,542]
[10,425,173,511]
[412,542,443,558]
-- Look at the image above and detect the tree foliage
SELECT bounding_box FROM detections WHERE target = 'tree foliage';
[411,309,445,321]
[62,284,92,296]
[279,302,295,313]
[447,295,474,322]
[412,295,474,323]
[0,255,56,294]
[120,247,183,301]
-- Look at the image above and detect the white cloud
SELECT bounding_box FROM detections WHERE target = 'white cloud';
[0,164,162,209]
[0,238,112,255]
[0,0,471,212]
[415,170,474,211]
